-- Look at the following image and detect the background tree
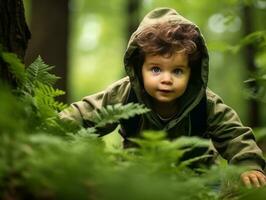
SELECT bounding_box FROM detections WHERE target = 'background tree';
[126,0,141,40]
[0,0,30,86]
[25,0,69,103]
[242,4,260,127]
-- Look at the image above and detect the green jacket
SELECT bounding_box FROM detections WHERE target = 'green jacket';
[60,8,265,171]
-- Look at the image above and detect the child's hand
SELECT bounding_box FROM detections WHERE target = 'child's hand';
[240,170,266,188]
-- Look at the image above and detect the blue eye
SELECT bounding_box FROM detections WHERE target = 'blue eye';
[151,67,161,74]
[173,69,183,75]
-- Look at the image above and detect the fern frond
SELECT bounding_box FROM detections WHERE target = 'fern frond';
[36,83,65,98]
[171,136,210,149]
[90,103,150,128]
[35,83,67,112]
[1,52,26,84]
[177,154,213,170]
[35,96,67,112]
[26,56,59,86]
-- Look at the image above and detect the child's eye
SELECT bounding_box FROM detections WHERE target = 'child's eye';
[173,69,183,75]
[151,66,161,74]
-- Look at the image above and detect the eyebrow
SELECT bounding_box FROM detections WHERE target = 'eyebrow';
[174,65,187,68]
[147,62,186,68]
[147,62,160,65]
[145,59,188,69]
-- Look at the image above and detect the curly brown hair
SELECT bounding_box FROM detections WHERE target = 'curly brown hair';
[133,22,201,68]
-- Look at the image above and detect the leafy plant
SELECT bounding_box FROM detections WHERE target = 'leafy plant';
[0,49,264,199]
[90,103,150,127]
[26,55,59,87]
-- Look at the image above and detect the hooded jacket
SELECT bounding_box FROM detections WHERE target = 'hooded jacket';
[60,8,265,171]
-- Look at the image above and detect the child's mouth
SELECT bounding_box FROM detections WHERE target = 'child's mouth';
[158,89,172,93]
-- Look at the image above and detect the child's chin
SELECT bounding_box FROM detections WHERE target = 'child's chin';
[155,98,176,104]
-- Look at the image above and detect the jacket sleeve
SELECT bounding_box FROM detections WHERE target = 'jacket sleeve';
[206,90,265,172]
[59,77,131,135]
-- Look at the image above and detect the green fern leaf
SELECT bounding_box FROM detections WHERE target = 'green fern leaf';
[1,52,26,84]
[90,103,150,128]
[26,56,59,86]
[34,83,67,112]
[36,83,65,98]
[177,154,213,169]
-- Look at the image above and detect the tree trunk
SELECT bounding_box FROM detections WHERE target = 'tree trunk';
[120,0,140,78]
[25,0,69,103]
[0,0,30,86]
[126,0,141,40]
[242,5,260,127]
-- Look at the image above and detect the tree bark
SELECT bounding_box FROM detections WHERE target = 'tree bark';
[242,5,260,127]
[0,0,31,86]
[25,0,69,103]
[126,0,141,40]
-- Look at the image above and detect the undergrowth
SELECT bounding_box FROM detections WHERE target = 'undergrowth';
[0,49,265,200]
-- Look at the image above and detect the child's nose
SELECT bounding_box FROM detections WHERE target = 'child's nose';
[161,72,173,84]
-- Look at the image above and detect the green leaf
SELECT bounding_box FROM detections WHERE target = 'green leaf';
[26,56,60,86]
[239,31,266,49]
[208,41,239,53]
[2,52,26,84]
[34,83,67,114]
[36,83,65,98]
[209,31,266,54]
[89,103,150,128]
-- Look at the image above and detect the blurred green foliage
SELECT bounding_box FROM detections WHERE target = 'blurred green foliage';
[68,0,127,101]
[0,51,218,199]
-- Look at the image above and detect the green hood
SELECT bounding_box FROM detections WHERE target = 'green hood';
[124,7,209,130]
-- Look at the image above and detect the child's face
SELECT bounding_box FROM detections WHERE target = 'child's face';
[141,52,191,105]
